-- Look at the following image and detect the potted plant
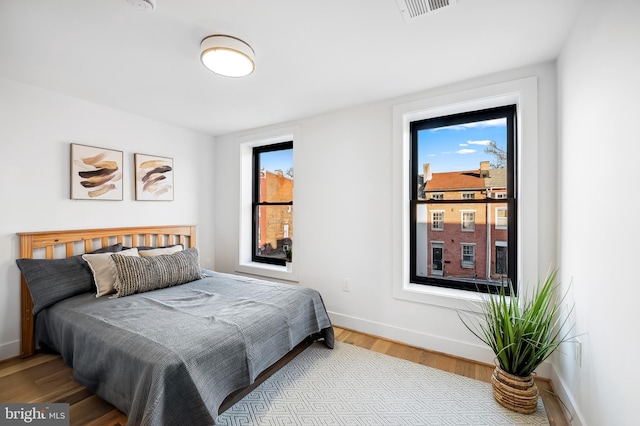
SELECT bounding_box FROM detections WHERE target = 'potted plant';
[458,269,575,414]
[284,246,292,272]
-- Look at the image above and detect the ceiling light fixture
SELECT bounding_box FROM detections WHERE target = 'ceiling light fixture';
[126,0,156,11]
[200,35,255,78]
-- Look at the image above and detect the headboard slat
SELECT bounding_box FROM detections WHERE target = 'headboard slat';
[17,225,197,357]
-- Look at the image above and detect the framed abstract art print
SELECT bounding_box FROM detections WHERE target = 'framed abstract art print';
[70,143,123,200]
[134,153,174,201]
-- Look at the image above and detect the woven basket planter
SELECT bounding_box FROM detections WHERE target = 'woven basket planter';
[491,366,539,414]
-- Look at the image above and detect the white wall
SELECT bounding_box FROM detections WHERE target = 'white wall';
[0,77,216,360]
[214,61,559,370]
[556,0,640,424]
[5,3,636,423]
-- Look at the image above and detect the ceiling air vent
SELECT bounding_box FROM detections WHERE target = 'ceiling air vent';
[395,0,457,22]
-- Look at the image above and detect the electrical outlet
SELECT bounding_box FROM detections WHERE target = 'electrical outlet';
[342,278,351,292]
[575,339,582,367]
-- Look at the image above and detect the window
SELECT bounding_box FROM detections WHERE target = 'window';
[431,192,444,200]
[431,210,444,230]
[238,126,299,281]
[252,142,293,266]
[461,244,475,268]
[461,211,475,231]
[409,105,517,293]
[496,207,508,229]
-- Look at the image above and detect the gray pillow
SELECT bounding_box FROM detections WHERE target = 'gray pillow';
[122,244,182,251]
[16,256,93,314]
[16,243,124,314]
[111,248,203,298]
[90,243,124,254]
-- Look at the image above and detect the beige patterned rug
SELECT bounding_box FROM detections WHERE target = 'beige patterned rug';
[217,342,549,425]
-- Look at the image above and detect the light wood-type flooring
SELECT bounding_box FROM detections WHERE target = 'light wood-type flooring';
[0,326,570,425]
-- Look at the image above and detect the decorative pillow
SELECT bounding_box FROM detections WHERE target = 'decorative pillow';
[82,247,139,297]
[16,256,94,315]
[111,248,202,298]
[139,245,183,257]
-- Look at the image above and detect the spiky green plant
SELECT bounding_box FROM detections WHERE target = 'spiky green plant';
[459,269,575,377]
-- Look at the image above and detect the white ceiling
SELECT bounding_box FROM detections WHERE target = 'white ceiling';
[0,0,585,136]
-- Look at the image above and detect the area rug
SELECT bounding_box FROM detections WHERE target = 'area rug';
[216,342,549,425]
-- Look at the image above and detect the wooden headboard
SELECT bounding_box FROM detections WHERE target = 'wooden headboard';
[17,225,197,358]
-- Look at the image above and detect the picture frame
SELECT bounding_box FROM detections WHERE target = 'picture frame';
[134,153,174,201]
[70,143,123,200]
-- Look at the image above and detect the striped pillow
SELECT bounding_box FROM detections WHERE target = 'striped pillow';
[111,248,202,298]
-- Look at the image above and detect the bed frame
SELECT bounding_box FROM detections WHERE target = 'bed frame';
[17,225,197,358]
[16,224,314,417]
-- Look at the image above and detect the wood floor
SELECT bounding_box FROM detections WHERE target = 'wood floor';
[0,326,571,425]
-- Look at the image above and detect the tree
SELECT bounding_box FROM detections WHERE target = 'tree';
[484,141,506,168]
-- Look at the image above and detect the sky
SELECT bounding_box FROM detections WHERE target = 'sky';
[258,118,506,176]
[417,118,507,173]
[260,148,293,175]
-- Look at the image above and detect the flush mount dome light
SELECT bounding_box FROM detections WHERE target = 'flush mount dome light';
[126,0,156,11]
[200,35,255,78]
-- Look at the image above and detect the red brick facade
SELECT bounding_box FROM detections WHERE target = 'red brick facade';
[258,170,293,256]
[420,162,508,282]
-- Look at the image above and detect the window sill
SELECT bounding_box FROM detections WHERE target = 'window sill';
[236,261,298,283]
[393,281,487,313]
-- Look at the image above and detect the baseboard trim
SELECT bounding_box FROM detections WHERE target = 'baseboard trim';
[550,364,586,426]
[0,339,20,362]
[327,310,553,379]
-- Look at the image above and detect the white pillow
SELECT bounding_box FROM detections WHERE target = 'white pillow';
[139,245,183,257]
[83,247,139,297]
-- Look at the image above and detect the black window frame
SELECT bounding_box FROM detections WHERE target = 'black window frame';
[409,105,517,295]
[252,141,293,266]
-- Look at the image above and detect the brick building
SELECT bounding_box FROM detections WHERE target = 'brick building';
[258,169,293,257]
[417,161,508,283]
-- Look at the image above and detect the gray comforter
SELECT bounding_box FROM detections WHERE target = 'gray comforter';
[35,270,333,426]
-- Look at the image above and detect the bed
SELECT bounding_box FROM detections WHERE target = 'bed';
[16,225,333,426]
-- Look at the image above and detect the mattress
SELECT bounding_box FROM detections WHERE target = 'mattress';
[35,270,333,425]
